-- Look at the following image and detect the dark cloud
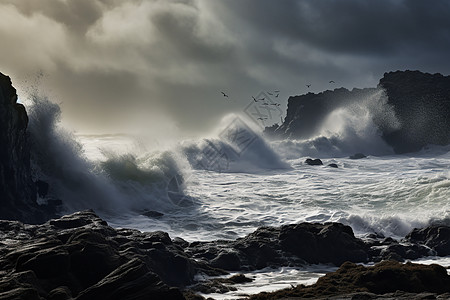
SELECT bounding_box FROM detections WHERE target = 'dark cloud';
[1,0,449,134]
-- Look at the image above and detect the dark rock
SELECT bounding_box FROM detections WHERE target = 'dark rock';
[279,222,368,265]
[305,158,323,165]
[349,153,367,159]
[328,163,338,168]
[0,72,44,224]
[76,258,185,300]
[406,225,450,256]
[271,70,450,154]
[248,261,450,299]
[47,286,73,300]
[379,70,450,153]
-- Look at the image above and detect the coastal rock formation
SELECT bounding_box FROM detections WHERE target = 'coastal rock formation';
[1,210,450,299]
[304,158,323,165]
[0,72,44,224]
[379,71,450,153]
[270,70,450,154]
[248,260,450,299]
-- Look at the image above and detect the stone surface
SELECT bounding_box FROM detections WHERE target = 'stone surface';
[0,72,43,224]
[248,261,450,299]
[305,158,323,165]
[1,211,450,299]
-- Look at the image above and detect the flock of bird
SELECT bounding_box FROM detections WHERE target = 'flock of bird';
[220,80,336,100]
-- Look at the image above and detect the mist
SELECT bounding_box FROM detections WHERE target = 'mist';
[1,0,450,136]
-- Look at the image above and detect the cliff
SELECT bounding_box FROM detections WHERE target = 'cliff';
[0,72,45,223]
[379,70,450,153]
[272,70,450,154]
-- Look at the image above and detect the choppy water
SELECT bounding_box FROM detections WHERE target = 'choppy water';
[27,93,450,299]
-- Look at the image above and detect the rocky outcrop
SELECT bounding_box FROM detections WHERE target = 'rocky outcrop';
[248,260,450,299]
[0,72,45,224]
[379,70,450,153]
[1,210,449,299]
[274,87,376,140]
[269,70,450,154]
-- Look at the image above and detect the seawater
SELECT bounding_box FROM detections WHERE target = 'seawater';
[28,95,450,299]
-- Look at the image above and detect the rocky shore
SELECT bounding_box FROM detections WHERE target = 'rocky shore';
[1,210,450,299]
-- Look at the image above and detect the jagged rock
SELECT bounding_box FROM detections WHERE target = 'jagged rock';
[405,225,450,256]
[0,72,43,224]
[379,70,450,153]
[305,158,323,165]
[1,210,449,300]
[269,70,450,154]
[248,261,450,299]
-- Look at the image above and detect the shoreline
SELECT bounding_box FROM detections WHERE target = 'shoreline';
[1,210,450,300]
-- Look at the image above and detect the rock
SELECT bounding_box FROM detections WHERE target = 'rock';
[1,210,449,300]
[349,153,367,159]
[379,70,450,153]
[405,225,450,256]
[0,72,44,224]
[328,163,338,168]
[248,261,450,299]
[305,158,323,165]
[76,258,185,300]
[269,70,450,154]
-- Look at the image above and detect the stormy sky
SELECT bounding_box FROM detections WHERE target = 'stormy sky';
[1,0,450,134]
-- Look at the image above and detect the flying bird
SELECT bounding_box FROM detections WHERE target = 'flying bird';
[257,117,268,120]
[275,93,279,98]
[258,97,266,101]
[252,96,258,102]
[271,103,281,106]
[274,90,280,93]
[221,91,229,98]
[306,84,311,88]
[329,80,335,84]
[267,92,273,95]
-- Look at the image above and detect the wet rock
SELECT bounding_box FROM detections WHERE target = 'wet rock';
[406,225,450,256]
[248,261,450,299]
[0,72,44,224]
[305,158,323,165]
[328,163,338,168]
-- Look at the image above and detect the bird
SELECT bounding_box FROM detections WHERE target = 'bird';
[221,91,229,97]
[257,117,268,120]
[252,96,258,102]
[306,84,311,88]
[258,97,266,101]
[275,93,279,98]
[271,103,280,106]
[329,80,335,84]
[267,92,273,95]
[262,102,270,105]
[274,90,280,93]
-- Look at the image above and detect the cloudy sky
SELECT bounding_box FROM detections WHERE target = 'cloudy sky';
[1,0,450,135]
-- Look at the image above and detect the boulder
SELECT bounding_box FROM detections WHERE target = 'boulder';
[305,158,323,165]
[405,225,450,256]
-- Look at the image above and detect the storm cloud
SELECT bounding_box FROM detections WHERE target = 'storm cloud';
[1,0,450,134]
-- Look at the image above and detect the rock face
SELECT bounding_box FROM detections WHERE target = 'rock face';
[275,87,376,140]
[379,70,450,153]
[269,70,450,154]
[0,72,44,224]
